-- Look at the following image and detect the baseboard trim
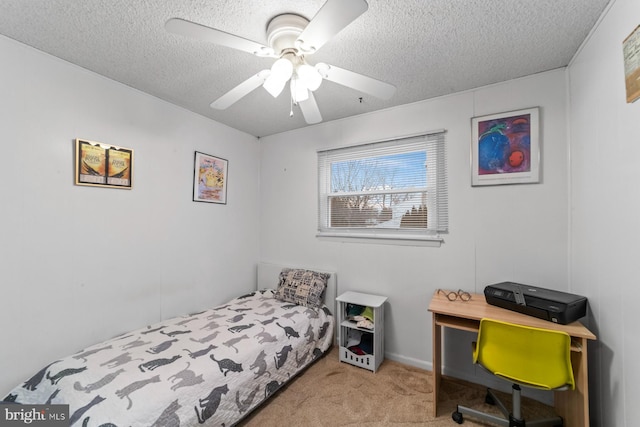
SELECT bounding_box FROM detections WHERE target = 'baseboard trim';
[384,351,432,371]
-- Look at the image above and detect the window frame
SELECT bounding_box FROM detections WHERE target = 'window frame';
[317,131,448,246]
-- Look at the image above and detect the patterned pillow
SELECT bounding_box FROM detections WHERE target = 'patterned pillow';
[274,268,330,309]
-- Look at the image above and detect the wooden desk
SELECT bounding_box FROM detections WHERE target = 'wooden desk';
[429,291,596,427]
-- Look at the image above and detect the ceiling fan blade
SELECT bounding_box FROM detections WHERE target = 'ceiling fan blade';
[165,18,275,57]
[295,0,368,54]
[298,92,323,124]
[317,63,396,100]
[210,70,271,110]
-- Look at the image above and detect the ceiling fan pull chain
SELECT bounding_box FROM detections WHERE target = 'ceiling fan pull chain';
[290,94,294,117]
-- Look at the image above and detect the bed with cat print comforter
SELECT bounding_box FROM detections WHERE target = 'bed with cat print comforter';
[3,288,334,426]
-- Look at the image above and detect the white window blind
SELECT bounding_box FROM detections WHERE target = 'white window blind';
[317,131,448,242]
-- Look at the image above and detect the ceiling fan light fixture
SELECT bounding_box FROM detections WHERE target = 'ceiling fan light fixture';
[167,0,382,125]
[263,74,287,98]
[270,57,293,81]
[290,76,309,104]
[297,64,322,91]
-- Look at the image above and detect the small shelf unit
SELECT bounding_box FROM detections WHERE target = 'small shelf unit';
[336,291,388,372]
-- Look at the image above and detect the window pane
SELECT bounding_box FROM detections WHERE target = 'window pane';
[330,151,426,193]
[329,192,428,229]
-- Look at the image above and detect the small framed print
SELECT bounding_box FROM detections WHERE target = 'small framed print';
[75,139,133,189]
[193,151,228,204]
[471,107,540,186]
[623,24,640,103]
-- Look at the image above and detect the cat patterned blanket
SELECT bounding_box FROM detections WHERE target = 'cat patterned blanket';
[3,289,334,426]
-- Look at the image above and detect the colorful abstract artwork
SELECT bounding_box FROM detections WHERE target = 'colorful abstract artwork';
[471,107,539,186]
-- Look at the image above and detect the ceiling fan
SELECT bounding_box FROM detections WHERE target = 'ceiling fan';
[165,0,396,125]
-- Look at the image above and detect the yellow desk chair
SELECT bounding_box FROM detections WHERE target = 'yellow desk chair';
[452,318,575,427]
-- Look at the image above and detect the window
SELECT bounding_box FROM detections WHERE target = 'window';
[317,131,448,243]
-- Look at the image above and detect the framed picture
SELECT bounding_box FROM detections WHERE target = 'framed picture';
[75,139,133,189]
[471,107,540,186]
[193,151,228,204]
[623,24,640,103]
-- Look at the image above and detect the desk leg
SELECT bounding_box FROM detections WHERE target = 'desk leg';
[555,337,589,427]
[432,313,442,417]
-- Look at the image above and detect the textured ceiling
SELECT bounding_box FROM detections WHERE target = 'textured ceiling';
[0,0,609,137]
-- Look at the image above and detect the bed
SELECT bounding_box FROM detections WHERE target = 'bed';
[2,262,336,426]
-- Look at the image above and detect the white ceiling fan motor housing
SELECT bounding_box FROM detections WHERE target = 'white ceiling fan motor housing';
[266,14,309,56]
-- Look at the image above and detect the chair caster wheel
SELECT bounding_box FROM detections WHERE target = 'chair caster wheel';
[485,390,496,405]
[452,410,464,424]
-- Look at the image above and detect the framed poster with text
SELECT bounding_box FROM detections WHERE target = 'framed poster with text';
[75,139,133,189]
[623,25,640,103]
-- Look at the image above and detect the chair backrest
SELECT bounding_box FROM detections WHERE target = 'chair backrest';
[474,318,575,390]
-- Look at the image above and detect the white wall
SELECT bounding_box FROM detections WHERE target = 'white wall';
[5,3,634,420]
[259,69,570,385]
[568,0,640,425]
[0,36,261,395]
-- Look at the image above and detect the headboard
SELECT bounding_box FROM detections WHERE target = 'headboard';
[257,262,337,315]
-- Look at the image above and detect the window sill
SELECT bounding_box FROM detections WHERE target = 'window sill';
[316,232,443,247]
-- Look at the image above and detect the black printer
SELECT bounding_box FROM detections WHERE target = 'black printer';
[484,282,587,324]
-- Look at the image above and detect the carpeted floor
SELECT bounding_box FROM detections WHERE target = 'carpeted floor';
[238,346,557,426]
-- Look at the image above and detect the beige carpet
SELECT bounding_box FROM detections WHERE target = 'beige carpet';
[238,346,557,426]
